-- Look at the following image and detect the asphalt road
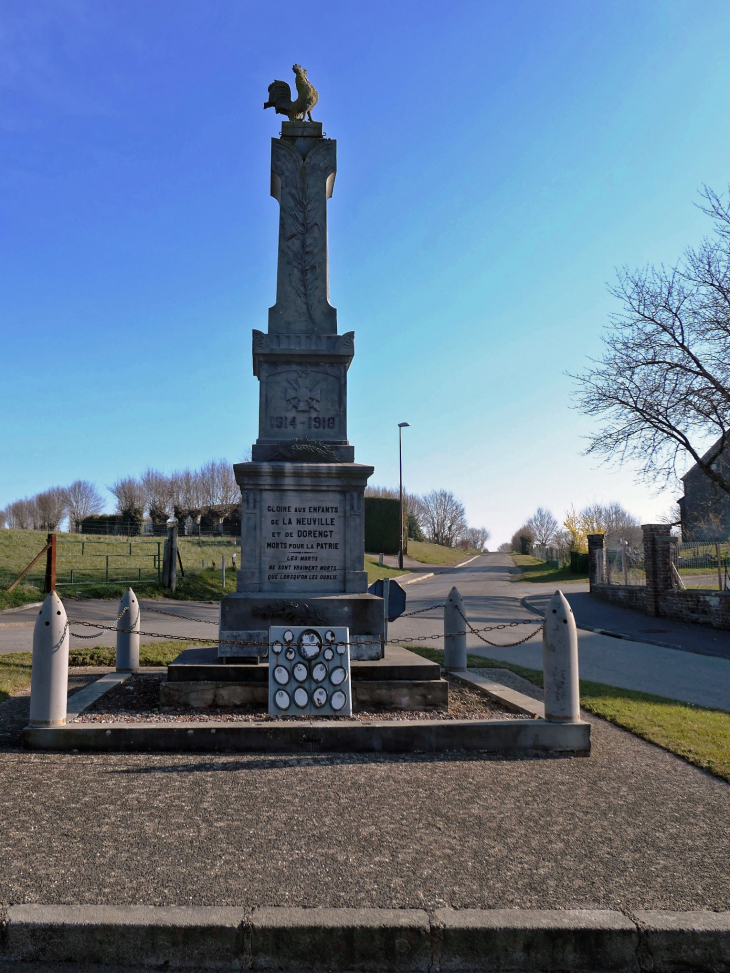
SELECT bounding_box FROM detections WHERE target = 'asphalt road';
[0,599,219,655]
[390,554,730,711]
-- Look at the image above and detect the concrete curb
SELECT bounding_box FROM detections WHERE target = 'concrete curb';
[21,715,590,756]
[398,572,435,585]
[2,906,730,971]
[0,602,42,617]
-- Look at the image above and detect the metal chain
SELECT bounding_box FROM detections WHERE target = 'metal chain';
[52,620,69,652]
[143,603,218,625]
[455,605,543,648]
[399,602,445,617]
[70,601,140,641]
[66,615,542,649]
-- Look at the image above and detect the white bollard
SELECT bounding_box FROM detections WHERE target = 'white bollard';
[444,586,467,671]
[29,591,70,727]
[543,589,580,722]
[116,586,140,672]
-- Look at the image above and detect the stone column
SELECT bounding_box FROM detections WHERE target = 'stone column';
[587,534,605,590]
[268,121,337,334]
[642,524,673,616]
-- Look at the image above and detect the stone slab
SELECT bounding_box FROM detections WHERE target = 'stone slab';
[66,672,131,721]
[21,717,591,755]
[251,906,431,972]
[435,908,639,972]
[3,904,245,968]
[167,646,441,683]
[281,119,323,137]
[634,910,730,971]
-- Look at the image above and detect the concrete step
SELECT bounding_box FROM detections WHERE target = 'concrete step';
[167,645,441,683]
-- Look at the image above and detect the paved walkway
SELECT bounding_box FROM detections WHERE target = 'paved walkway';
[0,703,728,911]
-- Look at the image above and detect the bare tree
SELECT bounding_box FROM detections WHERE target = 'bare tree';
[419,490,467,547]
[0,509,5,529]
[464,526,491,551]
[497,542,512,553]
[6,497,40,529]
[574,186,730,496]
[35,487,67,530]
[525,507,559,545]
[109,477,146,520]
[580,501,641,547]
[510,524,535,553]
[63,480,104,531]
[141,469,173,526]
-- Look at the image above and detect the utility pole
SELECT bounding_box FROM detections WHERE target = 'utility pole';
[398,422,411,570]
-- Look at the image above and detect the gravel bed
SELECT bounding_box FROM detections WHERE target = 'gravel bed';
[73,672,528,723]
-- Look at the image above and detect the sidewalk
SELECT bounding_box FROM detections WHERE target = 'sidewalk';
[522,590,730,660]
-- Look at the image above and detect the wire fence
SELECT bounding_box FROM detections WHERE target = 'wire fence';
[1,532,242,591]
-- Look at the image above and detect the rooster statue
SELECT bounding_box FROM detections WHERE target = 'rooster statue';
[264,64,318,122]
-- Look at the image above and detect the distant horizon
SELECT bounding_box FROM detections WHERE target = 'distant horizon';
[2,1,728,546]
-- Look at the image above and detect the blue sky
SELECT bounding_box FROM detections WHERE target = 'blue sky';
[2,0,729,545]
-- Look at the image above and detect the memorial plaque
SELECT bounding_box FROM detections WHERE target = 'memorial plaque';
[264,490,344,592]
[268,625,352,717]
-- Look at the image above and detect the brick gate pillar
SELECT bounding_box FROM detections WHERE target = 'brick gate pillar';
[642,524,673,616]
[587,534,605,590]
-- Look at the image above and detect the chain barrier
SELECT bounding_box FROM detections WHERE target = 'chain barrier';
[399,602,445,617]
[66,615,543,650]
[143,603,218,625]
[455,605,543,647]
[69,601,140,641]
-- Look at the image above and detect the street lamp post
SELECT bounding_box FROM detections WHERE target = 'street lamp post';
[398,422,411,570]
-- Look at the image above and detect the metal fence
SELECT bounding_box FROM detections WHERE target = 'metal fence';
[603,544,646,586]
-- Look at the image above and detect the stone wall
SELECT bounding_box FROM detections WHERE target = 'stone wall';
[592,581,730,629]
[658,589,730,630]
[591,583,648,613]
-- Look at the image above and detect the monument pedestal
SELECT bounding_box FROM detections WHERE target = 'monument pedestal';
[219,461,384,660]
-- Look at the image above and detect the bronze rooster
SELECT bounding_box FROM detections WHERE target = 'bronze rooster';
[264,64,318,122]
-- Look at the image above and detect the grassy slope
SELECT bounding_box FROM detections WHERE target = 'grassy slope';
[405,541,478,565]
[0,529,407,607]
[509,552,588,584]
[405,645,730,784]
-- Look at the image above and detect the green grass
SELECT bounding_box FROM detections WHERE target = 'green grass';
[0,529,415,604]
[0,528,241,597]
[364,555,414,583]
[405,644,730,783]
[509,553,588,584]
[0,641,207,702]
[405,541,480,565]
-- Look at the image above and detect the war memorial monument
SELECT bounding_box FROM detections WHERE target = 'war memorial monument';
[218,64,385,664]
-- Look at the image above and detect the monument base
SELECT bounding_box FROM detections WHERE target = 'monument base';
[219,591,385,661]
[161,646,447,712]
